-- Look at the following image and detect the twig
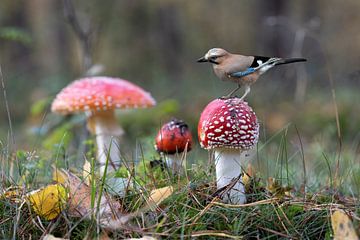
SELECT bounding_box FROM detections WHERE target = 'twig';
[257,226,295,239]
[192,197,218,224]
[270,201,291,237]
[273,201,301,237]
[190,230,242,239]
[213,198,278,208]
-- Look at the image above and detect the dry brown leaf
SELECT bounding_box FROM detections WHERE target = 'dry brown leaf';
[66,170,92,218]
[54,169,124,226]
[331,210,359,240]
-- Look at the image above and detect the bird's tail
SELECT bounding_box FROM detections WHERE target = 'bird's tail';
[275,58,307,66]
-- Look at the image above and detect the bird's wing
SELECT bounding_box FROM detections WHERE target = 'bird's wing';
[230,67,256,77]
[250,56,282,69]
[225,55,255,78]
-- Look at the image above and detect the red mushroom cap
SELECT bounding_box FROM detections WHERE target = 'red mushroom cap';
[198,98,259,150]
[155,119,193,154]
[51,76,156,115]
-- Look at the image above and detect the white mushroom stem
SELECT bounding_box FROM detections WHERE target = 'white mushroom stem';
[163,153,185,175]
[87,111,124,175]
[214,148,246,204]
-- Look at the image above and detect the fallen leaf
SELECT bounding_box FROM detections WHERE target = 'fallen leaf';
[43,234,68,240]
[243,163,254,188]
[331,210,359,240]
[145,186,173,211]
[266,177,292,198]
[99,186,175,230]
[60,169,124,226]
[124,237,157,240]
[1,187,23,203]
[66,170,93,218]
[53,168,67,184]
[83,159,92,185]
[27,184,67,220]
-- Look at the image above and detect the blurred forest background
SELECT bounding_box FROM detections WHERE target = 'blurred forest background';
[1,0,360,187]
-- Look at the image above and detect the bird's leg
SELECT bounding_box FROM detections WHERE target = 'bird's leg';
[222,84,241,99]
[239,86,250,101]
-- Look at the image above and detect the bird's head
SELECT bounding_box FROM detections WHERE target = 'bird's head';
[197,48,229,65]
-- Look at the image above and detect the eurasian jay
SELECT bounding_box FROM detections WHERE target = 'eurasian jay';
[197,48,307,99]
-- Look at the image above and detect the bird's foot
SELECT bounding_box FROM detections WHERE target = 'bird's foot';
[220,94,235,100]
[238,86,250,101]
[221,85,241,99]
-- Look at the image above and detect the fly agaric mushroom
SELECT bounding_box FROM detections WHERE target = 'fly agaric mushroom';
[198,98,259,204]
[155,119,193,174]
[51,76,156,174]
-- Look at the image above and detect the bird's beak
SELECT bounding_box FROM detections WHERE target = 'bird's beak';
[197,56,208,63]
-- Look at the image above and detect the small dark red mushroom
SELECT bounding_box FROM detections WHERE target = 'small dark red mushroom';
[198,97,259,203]
[155,119,193,174]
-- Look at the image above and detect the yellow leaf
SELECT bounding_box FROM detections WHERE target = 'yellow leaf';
[331,210,359,240]
[27,184,67,220]
[53,168,68,184]
[144,186,173,211]
[1,187,22,203]
[243,163,254,188]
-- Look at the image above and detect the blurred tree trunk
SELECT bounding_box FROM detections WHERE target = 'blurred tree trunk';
[152,3,184,84]
[25,0,62,80]
[258,0,287,56]
[304,0,319,20]
[293,0,320,104]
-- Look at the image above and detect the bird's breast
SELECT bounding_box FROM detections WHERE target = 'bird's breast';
[213,66,230,82]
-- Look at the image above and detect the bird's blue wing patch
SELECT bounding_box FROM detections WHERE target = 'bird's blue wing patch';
[230,68,255,78]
